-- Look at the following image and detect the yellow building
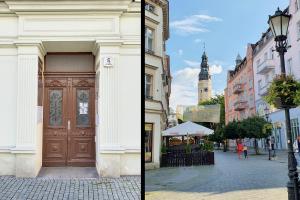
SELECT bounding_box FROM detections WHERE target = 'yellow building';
[198,51,212,104]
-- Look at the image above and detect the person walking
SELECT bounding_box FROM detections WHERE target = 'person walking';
[237,140,243,159]
[293,136,300,165]
[243,142,248,159]
[271,136,276,157]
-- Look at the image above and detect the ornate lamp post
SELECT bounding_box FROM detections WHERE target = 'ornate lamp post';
[268,8,299,200]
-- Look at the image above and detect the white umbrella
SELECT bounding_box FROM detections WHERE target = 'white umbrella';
[162,121,214,137]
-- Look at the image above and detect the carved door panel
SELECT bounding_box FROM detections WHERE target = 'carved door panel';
[43,78,68,166]
[67,78,95,166]
[43,76,95,167]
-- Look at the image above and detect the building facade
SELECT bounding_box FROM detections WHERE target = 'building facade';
[225,44,256,125]
[167,108,177,128]
[145,0,170,169]
[198,51,212,104]
[251,2,300,150]
[0,0,141,177]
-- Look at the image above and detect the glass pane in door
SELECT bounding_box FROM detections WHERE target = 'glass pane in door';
[49,90,63,126]
[77,89,89,126]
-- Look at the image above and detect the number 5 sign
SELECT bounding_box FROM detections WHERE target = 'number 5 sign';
[103,56,113,67]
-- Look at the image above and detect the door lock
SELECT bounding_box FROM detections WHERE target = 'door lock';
[68,120,71,130]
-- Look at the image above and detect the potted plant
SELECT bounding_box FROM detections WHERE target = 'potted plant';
[161,144,167,154]
[264,75,300,108]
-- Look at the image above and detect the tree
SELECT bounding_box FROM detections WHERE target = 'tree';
[240,116,272,154]
[199,95,226,150]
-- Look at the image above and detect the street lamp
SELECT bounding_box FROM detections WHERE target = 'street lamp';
[268,7,299,200]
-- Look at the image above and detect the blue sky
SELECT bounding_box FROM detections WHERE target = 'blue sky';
[168,0,289,110]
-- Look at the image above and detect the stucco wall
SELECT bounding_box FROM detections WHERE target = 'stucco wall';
[0,49,17,147]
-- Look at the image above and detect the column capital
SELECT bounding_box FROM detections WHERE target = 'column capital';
[14,40,46,57]
[93,39,123,55]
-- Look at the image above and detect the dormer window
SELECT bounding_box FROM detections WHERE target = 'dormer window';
[145,3,155,13]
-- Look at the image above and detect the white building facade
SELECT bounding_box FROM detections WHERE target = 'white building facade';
[0,0,141,177]
[145,0,170,169]
[253,1,300,150]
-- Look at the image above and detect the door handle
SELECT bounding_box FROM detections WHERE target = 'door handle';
[68,120,71,130]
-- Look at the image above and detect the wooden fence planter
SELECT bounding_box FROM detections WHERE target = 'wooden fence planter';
[160,150,214,167]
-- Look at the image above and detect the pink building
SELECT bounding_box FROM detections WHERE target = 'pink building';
[225,44,256,125]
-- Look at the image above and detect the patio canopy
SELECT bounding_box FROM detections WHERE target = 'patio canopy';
[162,121,214,137]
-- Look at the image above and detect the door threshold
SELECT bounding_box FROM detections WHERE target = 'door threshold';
[38,167,99,179]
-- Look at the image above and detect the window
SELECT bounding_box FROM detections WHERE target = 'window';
[258,80,262,90]
[287,58,293,75]
[264,52,268,61]
[296,0,299,12]
[287,31,291,46]
[145,27,154,53]
[291,118,300,143]
[204,88,208,92]
[249,79,253,89]
[256,59,260,67]
[145,74,153,99]
[145,3,155,13]
[297,21,300,40]
[270,48,274,59]
[145,123,153,163]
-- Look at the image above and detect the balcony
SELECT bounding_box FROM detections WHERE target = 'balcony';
[258,81,272,96]
[234,100,248,111]
[233,83,244,94]
[257,59,275,74]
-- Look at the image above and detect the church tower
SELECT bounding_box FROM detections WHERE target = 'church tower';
[198,51,212,104]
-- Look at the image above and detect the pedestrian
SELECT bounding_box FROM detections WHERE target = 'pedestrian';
[267,137,272,160]
[271,136,276,157]
[243,142,248,159]
[237,140,243,159]
[293,136,300,165]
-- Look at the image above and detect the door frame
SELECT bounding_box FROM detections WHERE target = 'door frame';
[42,52,96,167]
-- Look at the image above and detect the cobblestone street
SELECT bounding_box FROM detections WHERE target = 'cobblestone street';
[0,175,141,200]
[146,150,290,200]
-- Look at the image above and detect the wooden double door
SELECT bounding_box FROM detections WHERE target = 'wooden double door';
[42,75,96,166]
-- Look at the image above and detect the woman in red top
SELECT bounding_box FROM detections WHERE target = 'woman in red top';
[237,140,243,159]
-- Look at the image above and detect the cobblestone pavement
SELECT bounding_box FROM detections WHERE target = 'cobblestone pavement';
[0,175,141,200]
[145,150,290,200]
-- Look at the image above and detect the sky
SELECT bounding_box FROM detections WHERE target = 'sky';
[167,0,289,110]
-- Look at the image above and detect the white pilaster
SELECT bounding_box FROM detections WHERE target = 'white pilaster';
[95,40,123,152]
[94,40,123,177]
[14,41,45,177]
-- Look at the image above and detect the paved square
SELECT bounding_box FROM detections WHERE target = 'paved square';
[146,150,290,200]
[0,175,141,200]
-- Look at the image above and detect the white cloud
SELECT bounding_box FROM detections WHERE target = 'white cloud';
[170,14,222,35]
[184,60,200,67]
[194,38,202,43]
[170,62,225,109]
[183,60,223,75]
[178,49,183,56]
[210,64,223,75]
[170,67,200,109]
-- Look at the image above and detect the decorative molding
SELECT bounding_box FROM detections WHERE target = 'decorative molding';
[45,79,67,87]
[72,79,94,87]
[99,145,140,154]
[22,17,115,33]
[5,1,131,13]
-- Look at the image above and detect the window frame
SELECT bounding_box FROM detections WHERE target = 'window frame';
[145,73,153,99]
[145,26,154,54]
[145,123,154,163]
